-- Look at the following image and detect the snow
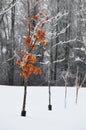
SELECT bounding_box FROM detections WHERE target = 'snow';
[74,47,86,51]
[2,47,7,54]
[53,58,65,63]
[75,57,83,62]
[40,61,49,64]
[59,24,70,34]
[47,24,70,39]
[44,51,50,57]
[0,85,86,130]
[52,38,76,48]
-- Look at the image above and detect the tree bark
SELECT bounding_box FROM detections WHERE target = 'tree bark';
[21,79,27,116]
[8,0,15,85]
[54,0,59,81]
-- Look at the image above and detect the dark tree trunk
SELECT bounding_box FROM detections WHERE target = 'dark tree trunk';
[21,79,27,117]
[8,0,15,85]
[54,0,59,81]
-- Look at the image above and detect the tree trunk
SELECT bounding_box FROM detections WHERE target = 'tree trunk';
[54,0,59,81]
[77,0,83,41]
[21,79,27,116]
[8,0,15,85]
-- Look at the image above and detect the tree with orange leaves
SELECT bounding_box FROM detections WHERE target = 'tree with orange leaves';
[16,0,49,116]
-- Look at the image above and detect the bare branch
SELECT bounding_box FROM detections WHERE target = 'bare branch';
[47,24,70,39]
[53,58,65,64]
[40,61,50,65]
[52,38,76,48]
[45,11,69,24]
[2,55,16,65]
[80,74,86,87]
[0,0,18,16]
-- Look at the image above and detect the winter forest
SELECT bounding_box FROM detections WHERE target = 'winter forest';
[0,0,86,86]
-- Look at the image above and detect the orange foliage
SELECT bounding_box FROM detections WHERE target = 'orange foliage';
[41,22,45,27]
[27,19,30,24]
[35,30,46,42]
[29,44,37,50]
[22,71,30,79]
[25,36,32,44]
[27,53,36,64]
[16,53,42,79]
[33,67,42,75]
[29,26,33,31]
[39,12,42,16]
[46,15,49,20]
[16,60,21,65]
[21,53,36,64]
[44,41,48,46]
[19,50,25,54]
[16,8,49,79]
[32,15,38,20]
[41,41,48,46]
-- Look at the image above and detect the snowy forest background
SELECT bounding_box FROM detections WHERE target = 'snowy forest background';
[0,0,86,86]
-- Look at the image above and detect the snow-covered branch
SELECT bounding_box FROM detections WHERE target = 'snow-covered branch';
[33,11,69,39]
[2,55,16,65]
[0,0,18,16]
[80,74,86,87]
[40,61,50,65]
[45,11,69,24]
[52,38,76,48]
[75,57,86,64]
[47,24,70,39]
[1,51,20,66]
[74,47,86,51]
[40,57,66,65]
[53,58,65,64]
[35,54,42,57]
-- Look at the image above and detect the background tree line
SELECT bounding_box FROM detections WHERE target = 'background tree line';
[0,0,86,86]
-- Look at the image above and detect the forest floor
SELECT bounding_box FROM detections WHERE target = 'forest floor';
[0,85,86,130]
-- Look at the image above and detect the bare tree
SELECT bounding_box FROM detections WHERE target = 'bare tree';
[75,66,86,104]
[8,0,16,85]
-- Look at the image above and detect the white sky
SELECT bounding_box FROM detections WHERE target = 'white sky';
[0,86,86,130]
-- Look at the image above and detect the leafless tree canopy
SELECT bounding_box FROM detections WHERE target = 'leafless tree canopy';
[0,0,86,86]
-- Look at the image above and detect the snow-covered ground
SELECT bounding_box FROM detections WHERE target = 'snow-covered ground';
[0,85,86,130]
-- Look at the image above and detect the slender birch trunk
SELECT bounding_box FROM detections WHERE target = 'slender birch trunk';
[21,79,27,116]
